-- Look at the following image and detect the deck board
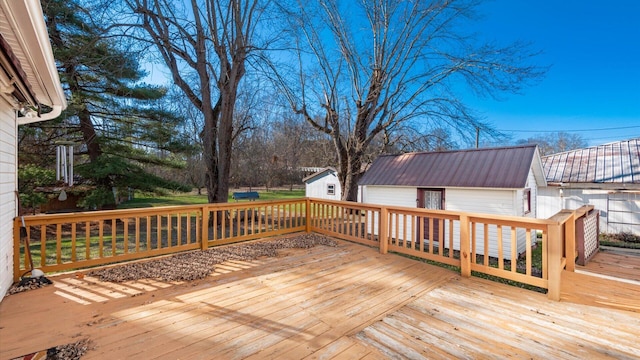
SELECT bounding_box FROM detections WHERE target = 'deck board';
[579,249,640,282]
[1,239,639,359]
[359,277,640,359]
[566,249,640,312]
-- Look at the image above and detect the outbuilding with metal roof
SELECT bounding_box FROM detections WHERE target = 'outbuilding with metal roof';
[538,138,640,235]
[358,145,546,259]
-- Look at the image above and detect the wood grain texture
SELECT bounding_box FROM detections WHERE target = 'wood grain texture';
[1,240,638,359]
[579,249,640,282]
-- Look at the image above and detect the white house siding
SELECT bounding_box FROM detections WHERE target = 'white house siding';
[305,172,342,201]
[362,186,528,259]
[538,187,640,235]
[0,104,16,299]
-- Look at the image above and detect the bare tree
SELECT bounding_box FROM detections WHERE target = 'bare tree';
[125,0,267,203]
[516,132,588,156]
[273,0,546,201]
[390,126,459,154]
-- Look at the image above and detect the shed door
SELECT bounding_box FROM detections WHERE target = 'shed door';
[417,189,444,244]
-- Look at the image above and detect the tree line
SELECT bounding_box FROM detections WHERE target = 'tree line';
[19,0,556,209]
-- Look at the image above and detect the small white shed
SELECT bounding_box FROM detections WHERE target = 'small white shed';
[0,0,66,299]
[358,145,546,259]
[303,167,342,200]
[538,138,640,235]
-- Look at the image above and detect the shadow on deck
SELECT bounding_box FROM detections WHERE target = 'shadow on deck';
[1,240,639,359]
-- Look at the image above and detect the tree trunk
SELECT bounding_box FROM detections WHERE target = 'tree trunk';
[340,148,364,202]
[202,110,218,203]
[216,98,235,203]
[78,107,101,162]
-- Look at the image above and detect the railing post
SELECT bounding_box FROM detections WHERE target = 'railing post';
[201,206,209,250]
[379,207,388,254]
[305,198,311,233]
[547,222,562,301]
[459,215,471,278]
[13,218,21,281]
[565,212,576,272]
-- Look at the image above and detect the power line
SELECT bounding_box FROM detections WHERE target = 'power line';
[500,125,640,133]
[582,134,640,142]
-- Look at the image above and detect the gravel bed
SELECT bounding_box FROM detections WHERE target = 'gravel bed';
[87,233,337,282]
[7,276,52,295]
[45,339,92,360]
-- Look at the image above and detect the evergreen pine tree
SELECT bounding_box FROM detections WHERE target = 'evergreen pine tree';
[26,0,192,208]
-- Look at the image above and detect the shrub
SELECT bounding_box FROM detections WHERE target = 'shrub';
[600,232,640,247]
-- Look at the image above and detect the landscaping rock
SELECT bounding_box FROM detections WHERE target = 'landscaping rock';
[87,234,337,282]
[46,339,92,360]
[6,276,53,295]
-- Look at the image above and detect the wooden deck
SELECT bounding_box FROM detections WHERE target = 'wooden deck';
[1,240,639,359]
[579,248,640,283]
[561,248,640,313]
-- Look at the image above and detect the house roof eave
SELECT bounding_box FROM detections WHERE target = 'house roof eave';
[303,167,337,183]
[0,0,66,122]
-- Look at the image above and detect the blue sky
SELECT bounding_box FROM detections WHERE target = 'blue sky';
[142,1,639,147]
[468,0,640,146]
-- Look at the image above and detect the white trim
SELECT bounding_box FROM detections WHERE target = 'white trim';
[0,0,66,120]
[531,146,547,187]
[303,167,337,183]
[17,105,63,124]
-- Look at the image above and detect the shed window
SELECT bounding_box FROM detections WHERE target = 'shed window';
[524,188,531,214]
[327,184,335,195]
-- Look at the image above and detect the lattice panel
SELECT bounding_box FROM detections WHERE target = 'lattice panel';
[583,213,599,259]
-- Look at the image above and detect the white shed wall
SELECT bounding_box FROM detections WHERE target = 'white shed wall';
[0,103,16,299]
[526,169,538,218]
[363,186,417,208]
[446,188,526,257]
[538,187,640,235]
[445,188,515,215]
[607,192,640,234]
[305,172,341,201]
[361,185,527,259]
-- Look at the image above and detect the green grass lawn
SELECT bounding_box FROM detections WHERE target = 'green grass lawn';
[118,189,306,209]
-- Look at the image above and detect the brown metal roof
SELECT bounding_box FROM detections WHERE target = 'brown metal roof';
[542,138,640,184]
[359,145,539,189]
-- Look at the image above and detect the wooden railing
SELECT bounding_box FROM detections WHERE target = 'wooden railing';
[13,205,204,277]
[201,199,307,248]
[13,200,306,278]
[306,200,584,300]
[14,198,584,300]
[308,199,382,248]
